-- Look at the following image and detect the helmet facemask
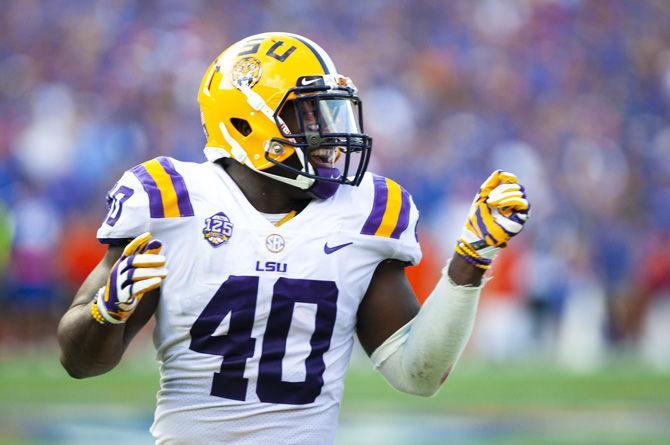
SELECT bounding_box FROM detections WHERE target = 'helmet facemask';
[267,77,372,197]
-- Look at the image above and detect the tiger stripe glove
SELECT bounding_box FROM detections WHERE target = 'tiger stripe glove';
[91,232,167,325]
[456,170,530,270]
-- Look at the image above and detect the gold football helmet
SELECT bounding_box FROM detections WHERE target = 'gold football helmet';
[197,32,372,198]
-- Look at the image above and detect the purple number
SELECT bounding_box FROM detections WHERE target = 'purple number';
[189,276,258,400]
[105,185,134,227]
[257,278,338,404]
[188,276,338,405]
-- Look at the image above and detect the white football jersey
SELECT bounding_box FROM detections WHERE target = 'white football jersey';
[97,157,421,445]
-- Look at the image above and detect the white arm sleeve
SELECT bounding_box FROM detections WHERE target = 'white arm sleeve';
[370,263,483,397]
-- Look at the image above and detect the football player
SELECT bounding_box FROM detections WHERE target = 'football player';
[58,33,529,444]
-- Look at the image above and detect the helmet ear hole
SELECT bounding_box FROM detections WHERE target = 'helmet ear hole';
[230,118,252,137]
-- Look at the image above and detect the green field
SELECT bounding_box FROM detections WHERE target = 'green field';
[1,346,669,445]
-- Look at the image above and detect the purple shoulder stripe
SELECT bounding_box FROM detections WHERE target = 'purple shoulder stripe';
[390,187,411,239]
[156,157,195,217]
[361,175,389,235]
[130,164,164,218]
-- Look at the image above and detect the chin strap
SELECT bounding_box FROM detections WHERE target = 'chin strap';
[309,167,341,199]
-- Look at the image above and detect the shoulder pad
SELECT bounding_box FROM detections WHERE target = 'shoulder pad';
[130,156,195,219]
[360,174,413,239]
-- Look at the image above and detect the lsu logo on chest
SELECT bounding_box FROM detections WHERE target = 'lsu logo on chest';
[255,261,288,273]
[256,233,288,272]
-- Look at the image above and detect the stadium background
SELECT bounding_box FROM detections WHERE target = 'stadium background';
[1,0,669,444]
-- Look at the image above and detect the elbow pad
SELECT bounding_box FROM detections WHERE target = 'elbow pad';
[370,265,483,396]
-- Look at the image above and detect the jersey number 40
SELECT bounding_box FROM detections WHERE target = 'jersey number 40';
[189,276,338,405]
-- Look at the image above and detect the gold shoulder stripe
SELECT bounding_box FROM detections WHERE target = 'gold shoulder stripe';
[375,178,403,238]
[143,159,181,218]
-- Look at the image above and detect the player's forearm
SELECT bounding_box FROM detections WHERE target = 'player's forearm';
[372,170,530,396]
[371,263,482,396]
[57,300,126,379]
[447,253,486,286]
[58,236,165,378]
[402,267,481,394]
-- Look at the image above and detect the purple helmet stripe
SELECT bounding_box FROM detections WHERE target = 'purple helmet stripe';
[156,157,195,217]
[361,175,389,235]
[131,164,164,218]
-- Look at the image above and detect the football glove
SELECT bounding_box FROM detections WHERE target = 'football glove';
[455,170,530,270]
[91,232,167,325]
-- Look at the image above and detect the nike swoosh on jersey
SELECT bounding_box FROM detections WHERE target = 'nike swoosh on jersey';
[323,242,353,254]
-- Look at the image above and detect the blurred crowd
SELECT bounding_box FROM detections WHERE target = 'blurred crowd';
[1,0,669,369]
